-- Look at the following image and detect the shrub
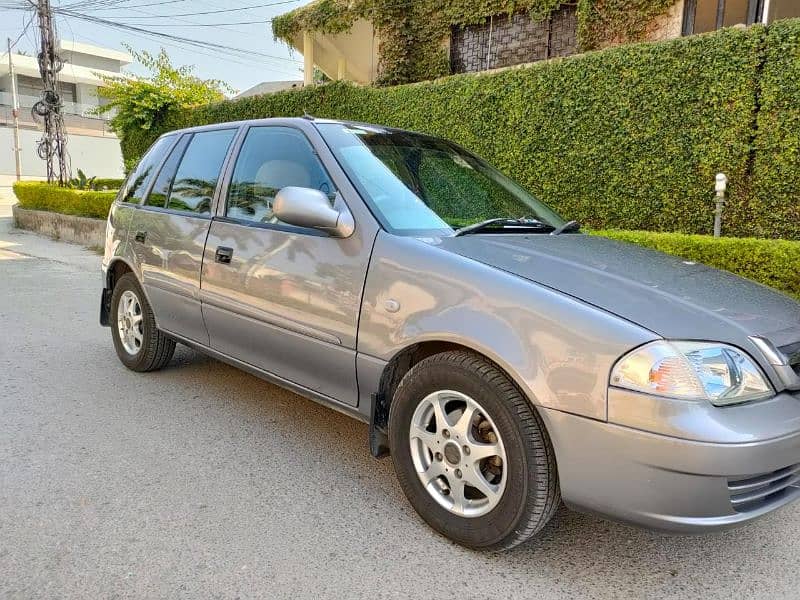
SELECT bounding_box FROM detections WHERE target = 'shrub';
[750,18,800,239]
[595,230,800,299]
[13,182,116,220]
[124,25,778,237]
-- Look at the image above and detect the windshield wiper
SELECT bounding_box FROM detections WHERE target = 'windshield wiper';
[550,220,581,236]
[454,217,554,237]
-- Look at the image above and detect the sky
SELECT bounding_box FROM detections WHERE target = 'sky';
[0,0,316,95]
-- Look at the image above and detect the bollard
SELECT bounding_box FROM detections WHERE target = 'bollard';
[713,173,727,238]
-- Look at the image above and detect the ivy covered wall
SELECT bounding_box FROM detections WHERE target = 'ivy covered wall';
[121,23,800,240]
[272,0,680,84]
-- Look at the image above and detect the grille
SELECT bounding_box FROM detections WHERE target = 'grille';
[778,341,800,377]
[728,464,800,512]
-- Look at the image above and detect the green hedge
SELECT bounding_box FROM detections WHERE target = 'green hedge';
[123,25,782,237]
[750,19,800,239]
[595,230,800,299]
[12,186,796,299]
[13,182,117,220]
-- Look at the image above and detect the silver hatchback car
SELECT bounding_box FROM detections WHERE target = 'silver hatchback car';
[102,118,800,550]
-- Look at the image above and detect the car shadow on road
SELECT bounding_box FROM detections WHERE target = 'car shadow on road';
[152,345,793,593]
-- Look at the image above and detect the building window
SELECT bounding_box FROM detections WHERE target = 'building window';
[15,74,76,104]
[451,5,578,74]
[683,0,800,34]
[764,0,800,22]
[683,0,763,34]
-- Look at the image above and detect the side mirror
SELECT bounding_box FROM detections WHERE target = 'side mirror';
[273,187,354,238]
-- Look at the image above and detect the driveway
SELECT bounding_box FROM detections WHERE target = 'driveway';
[2,220,800,599]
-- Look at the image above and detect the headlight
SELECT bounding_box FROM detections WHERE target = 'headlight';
[610,341,772,406]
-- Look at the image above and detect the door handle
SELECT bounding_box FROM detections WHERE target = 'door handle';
[134,230,147,243]
[215,246,234,264]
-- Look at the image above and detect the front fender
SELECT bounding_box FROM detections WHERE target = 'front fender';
[357,232,656,421]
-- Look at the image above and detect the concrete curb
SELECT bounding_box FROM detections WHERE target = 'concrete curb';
[12,205,105,249]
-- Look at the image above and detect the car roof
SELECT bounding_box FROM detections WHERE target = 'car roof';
[162,116,423,138]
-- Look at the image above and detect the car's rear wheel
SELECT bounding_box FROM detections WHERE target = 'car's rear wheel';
[389,350,560,551]
[110,273,175,372]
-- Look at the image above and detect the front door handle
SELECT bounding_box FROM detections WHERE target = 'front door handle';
[215,246,234,264]
[134,230,147,243]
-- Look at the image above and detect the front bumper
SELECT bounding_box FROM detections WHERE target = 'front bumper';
[540,399,800,533]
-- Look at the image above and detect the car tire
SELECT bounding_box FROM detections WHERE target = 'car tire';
[110,273,175,372]
[389,350,560,551]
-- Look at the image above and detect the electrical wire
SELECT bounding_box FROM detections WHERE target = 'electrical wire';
[74,0,302,17]
[55,8,302,63]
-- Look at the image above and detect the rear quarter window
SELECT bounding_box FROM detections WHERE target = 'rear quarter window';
[119,135,175,204]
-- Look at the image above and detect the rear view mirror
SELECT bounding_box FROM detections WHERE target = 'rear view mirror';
[273,187,354,238]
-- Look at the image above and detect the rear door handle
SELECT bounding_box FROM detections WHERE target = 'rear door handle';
[215,246,234,264]
[134,230,147,243]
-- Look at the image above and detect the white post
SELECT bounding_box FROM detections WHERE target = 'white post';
[337,57,346,81]
[714,173,727,238]
[762,0,772,23]
[303,31,314,86]
[7,37,22,181]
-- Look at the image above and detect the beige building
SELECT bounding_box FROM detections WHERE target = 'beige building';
[282,0,800,85]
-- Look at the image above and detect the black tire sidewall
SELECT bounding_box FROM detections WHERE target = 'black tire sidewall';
[110,274,156,371]
[389,355,542,550]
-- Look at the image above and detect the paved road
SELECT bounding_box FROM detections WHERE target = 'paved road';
[2,218,800,599]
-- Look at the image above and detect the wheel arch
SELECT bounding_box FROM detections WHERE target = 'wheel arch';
[100,258,139,326]
[105,257,136,289]
[371,338,542,441]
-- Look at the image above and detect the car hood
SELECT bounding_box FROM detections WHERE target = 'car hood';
[436,234,800,349]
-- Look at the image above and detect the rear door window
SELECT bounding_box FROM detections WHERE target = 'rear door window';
[166,129,236,215]
[120,135,175,204]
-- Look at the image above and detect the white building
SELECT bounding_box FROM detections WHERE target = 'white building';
[0,40,130,188]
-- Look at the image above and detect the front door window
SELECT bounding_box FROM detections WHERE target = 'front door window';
[225,126,336,226]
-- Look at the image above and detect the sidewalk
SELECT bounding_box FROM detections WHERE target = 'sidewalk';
[0,185,101,272]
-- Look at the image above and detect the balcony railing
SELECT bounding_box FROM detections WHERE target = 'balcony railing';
[0,91,115,120]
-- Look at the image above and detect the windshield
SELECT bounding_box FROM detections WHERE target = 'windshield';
[317,123,566,236]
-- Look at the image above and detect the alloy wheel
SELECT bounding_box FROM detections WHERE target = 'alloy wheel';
[117,289,144,355]
[408,390,507,518]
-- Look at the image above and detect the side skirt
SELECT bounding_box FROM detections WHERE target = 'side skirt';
[163,329,368,425]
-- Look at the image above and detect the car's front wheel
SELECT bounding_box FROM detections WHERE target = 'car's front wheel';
[389,350,560,550]
[110,273,175,372]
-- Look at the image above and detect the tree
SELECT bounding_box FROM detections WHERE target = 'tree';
[96,47,234,136]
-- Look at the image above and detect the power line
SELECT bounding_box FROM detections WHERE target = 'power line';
[57,13,300,76]
[3,8,33,50]
[122,20,271,27]
[77,0,302,17]
[56,8,303,63]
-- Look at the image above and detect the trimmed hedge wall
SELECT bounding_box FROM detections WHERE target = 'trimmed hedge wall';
[750,19,800,239]
[121,22,800,240]
[595,230,800,299]
[12,186,796,300]
[13,182,117,220]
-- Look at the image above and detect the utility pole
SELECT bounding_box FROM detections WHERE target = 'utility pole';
[32,0,69,185]
[7,37,22,181]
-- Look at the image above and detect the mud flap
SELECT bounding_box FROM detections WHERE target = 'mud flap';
[369,392,390,459]
[99,288,112,326]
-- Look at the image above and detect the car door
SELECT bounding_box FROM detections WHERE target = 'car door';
[132,127,238,344]
[200,123,378,405]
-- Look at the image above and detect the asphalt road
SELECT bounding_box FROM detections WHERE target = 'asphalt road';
[2,216,800,599]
